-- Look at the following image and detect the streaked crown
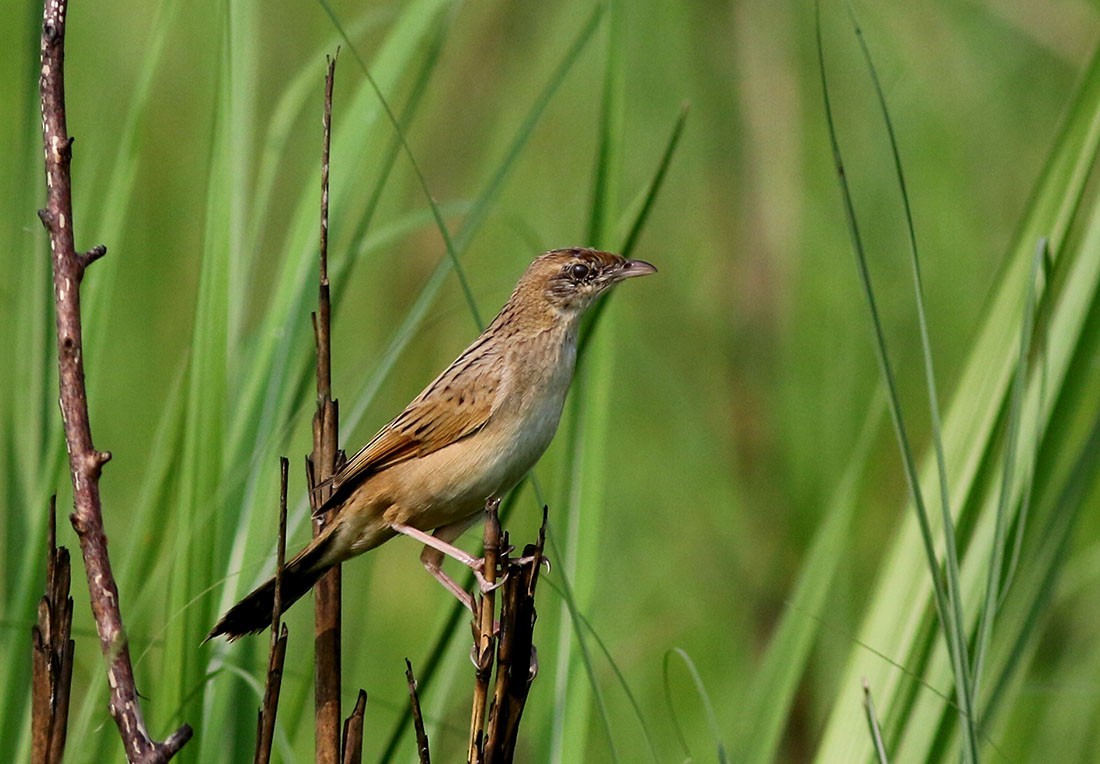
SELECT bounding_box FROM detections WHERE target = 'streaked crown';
[519,247,657,314]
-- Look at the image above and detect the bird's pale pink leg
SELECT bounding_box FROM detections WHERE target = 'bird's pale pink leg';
[392,516,495,612]
[394,521,482,567]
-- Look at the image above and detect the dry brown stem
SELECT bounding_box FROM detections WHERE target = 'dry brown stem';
[484,509,546,761]
[31,498,74,764]
[406,660,431,764]
[254,458,291,764]
[341,689,368,764]
[307,50,345,764]
[467,500,502,763]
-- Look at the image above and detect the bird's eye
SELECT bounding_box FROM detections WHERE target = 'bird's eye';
[570,263,591,281]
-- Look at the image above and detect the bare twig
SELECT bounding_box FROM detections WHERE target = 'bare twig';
[405,660,431,764]
[341,689,368,764]
[37,2,190,760]
[31,498,74,764]
[306,50,344,764]
[484,510,546,761]
[254,458,291,764]
[468,500,502,763]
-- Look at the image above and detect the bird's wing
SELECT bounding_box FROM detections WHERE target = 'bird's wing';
[316,351,503,513]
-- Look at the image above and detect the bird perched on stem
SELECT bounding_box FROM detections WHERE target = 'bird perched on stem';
[207,247,656,641]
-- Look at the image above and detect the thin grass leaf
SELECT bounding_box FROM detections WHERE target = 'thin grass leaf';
[619,102,690,260]
[339,13,452,284]
[970,238,1046,707]
[813,22,1100,764]
[663,648,731,764]
[840,5,978,757]
[577,101,690,361]
[316,0,482,326]
[551,3,623,761]
[547,521,619,762]
[164,6,238,752]
[736,391,881,764]
[245,10,394,261]
[554,28,682,760]
[815,7,976,757]
[558,599,661,764]
[862,680,890,764]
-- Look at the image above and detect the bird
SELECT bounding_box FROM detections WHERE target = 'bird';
[206,247,656,640]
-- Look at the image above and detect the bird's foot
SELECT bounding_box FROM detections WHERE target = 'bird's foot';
[512,552,551,574]
[472,566,507,595]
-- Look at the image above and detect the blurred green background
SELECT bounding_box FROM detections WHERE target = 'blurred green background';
[3,0,1100,761]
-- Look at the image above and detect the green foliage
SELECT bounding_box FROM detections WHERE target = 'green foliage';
[2,1,1099,762]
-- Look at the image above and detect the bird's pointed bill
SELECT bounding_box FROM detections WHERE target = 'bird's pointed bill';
[616,259,658,280]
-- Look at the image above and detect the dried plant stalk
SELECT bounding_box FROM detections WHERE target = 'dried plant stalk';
[467,500,502,763]
[341,689,368,764]
[308,51,344,764]
[406,660,431,764]
[484,510,546,761]
[31,499,74,764]
[254,458,291,764]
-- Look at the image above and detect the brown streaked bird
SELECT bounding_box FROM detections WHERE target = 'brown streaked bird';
[207,247,656,641]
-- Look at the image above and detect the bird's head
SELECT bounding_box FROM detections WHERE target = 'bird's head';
[520,247,657,317]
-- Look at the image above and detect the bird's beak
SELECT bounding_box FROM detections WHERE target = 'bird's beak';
[615,259,658,281]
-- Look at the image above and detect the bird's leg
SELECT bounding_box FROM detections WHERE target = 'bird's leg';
[420,542,476,613]
[394,521,482,568]
[392,518,499,613]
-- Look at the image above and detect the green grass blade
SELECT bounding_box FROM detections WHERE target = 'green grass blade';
[576,101,689,362]
[862,680,890,764]
[970,239,1045,708]
[663,648,731,764]
[841,5,979,756]
[736,393,881,763]
[815,6,975,756]
[550,3,622,761]
[316,0,481,326]
[561,601,661,764]
[549,9,687,763]
[813,21,1100,764]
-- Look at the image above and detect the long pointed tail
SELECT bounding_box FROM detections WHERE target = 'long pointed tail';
[205,530,338,642]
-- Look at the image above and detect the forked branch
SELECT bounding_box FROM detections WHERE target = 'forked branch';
[37,0,191,760]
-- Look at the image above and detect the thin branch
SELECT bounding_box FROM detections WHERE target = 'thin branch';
[308,50,344,764]
[31,497,74,764]
[37,1,190,760]
[405,660,431,764]
[254,458,291,764]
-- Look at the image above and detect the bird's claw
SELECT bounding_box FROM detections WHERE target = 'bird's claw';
[513,552,551,574]
[473,567,508,594]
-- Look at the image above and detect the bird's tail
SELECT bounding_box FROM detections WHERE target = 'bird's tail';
[205,526,339,642]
